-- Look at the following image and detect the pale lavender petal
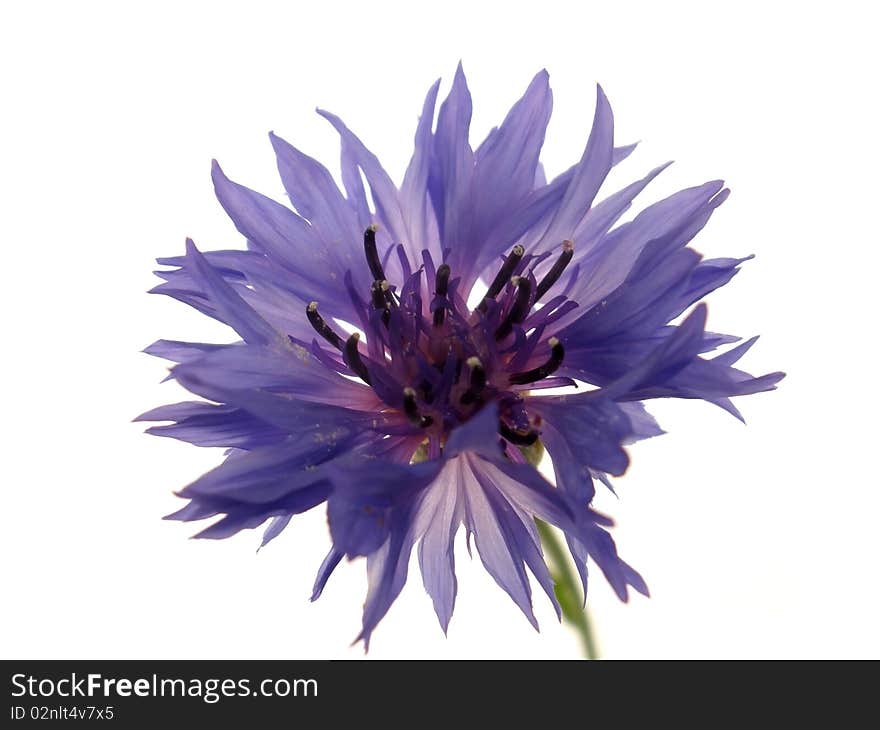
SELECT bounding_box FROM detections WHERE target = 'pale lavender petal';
[269,132,360,258]
[431,64,475,279]
[401,79,442,257]
[317,109,410,250]
[537,85,614,247]
[415,463,463,633]
[463,461,538,629]
[184,239,280,346]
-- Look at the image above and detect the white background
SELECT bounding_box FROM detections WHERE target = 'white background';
[2,1,877,659]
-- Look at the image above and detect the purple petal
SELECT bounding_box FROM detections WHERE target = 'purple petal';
[445,401,503,457]
[259,515,292,548]
[572,161,672,255]
[530,394,634,477]
[401,79,442,258]
[138,400,285,449]
[143,339,226,364]
[170,342,380,410]
[325,455,443,557]
[414,466,463,633]
[562,180,727,316]
[184,239,279,345]
[316,108,410,251]
[358,505,419,649]
[538,85,614,247]
[431,63,475,278]
[611,142,638,165]
[619,402,665,444]
[463,462,538,629]
[311,547,344,601]
[211,161,329,281]
[269,132,361,263]
[472,71,552,253]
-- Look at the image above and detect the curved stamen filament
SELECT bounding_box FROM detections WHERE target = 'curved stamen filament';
[495,276,532,340]
[363,225,386,281]
[479,244,525,312]
[534,240,574,302]
[307,301,344,350]
[509,337,565,385]
[344,332,371,384]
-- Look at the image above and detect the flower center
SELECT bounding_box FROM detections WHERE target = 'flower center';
[305,228,574,450]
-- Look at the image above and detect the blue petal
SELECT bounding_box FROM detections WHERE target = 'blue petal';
[311,547,344,601]
[325,456,443,558]
[571,247,703,342]
[538,85,615,247]
[153,248,332,343]
[431,63,476,279]
[414,468,463,633]
[561,180,727,316]
[476,456,577,529]
[259,515,292,548]
[137,400,285,449]
[469,459,562,619]
[530,394,634,477]
[619,402,665,444]
[358,505,419,649]
[316,108,410,252]
[401,79,442,258]
[143,339,226,364]
[178,436,346,505]
[445,401,503,457]
[472,71,552,258]
[268,132,364,282]
[562,302,709,396]
[184,239,280,345]
[667,255,752,320]
[611,142,638,165]
[339,134,371,230]
[170,342,380,410]
[211,162,327,282]
[572,161,672,256]
[463,464,538,629]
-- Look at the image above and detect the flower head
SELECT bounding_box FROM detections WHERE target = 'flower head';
[140,66,783,646]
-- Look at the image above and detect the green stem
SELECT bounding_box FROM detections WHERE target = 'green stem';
[536,519,599,660]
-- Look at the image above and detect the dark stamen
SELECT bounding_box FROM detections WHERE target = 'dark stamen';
[534,241,574,302]
[479,245,525,311]
[370,280,391,325]
[433,264,451,326]
[435,264,451,296]
[363,225,386,281]
[306,301,344,350]
[499,421,539,446]
[495,276,532,340]
[370,280,388,310]
[403,387,433,428]
[344,332,371,384]
[508,337,565,385]
[460,356,486,405]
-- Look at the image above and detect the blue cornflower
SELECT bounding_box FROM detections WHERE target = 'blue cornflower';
[139,66,783,646]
